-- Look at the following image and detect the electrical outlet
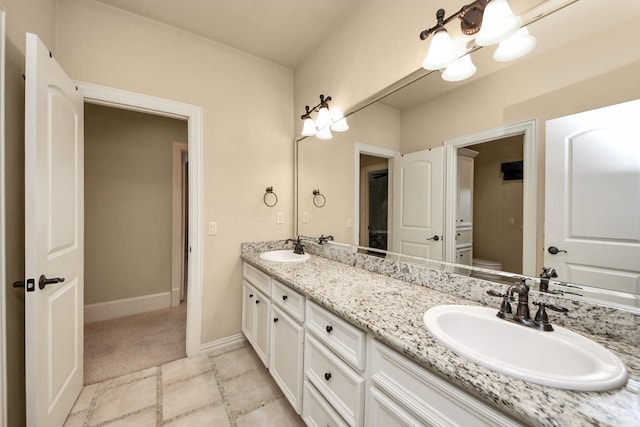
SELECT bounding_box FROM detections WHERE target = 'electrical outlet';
[208,221,217,235]
[277,212,284,224]
[346,218,352,228]
[302,212,309,223]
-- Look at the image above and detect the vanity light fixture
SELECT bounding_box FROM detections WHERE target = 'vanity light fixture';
[300,94,349,139]
[419,0,535,82]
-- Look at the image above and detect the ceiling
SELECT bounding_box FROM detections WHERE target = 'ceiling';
[92,0,363,68]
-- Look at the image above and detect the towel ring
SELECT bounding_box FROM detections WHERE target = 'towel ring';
[264,187,278,207]
[312,189,326,208]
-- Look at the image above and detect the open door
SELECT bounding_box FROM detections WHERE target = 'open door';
[391,148,444,259]
[545,99,640,306]
[25,33,84,426]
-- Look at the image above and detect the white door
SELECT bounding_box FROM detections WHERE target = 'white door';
[545,99,640,306]
[25,33,84,427]
[391,148,444,259]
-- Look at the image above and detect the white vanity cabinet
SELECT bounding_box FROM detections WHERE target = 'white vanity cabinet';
[242,261,523,426]
[366,339,522,427]
[242,263,272,367]
[269,280,305,414]
[303,301,367,426]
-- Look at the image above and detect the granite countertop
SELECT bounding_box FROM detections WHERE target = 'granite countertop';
[241,251,640,427]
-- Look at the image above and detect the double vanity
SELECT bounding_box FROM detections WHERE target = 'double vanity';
[241,240,639,426]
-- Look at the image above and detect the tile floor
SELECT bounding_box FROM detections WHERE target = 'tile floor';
[64,342,305,426]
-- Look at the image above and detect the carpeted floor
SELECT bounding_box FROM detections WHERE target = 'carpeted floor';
[84,303,187,385]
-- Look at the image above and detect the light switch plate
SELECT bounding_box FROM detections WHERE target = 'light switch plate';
[277,212,284,224]
[208,221,217,235]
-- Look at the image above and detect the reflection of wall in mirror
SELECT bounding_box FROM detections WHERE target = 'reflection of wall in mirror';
[295,4,640,300]
[397,21,640,274]
[298,102,401,243]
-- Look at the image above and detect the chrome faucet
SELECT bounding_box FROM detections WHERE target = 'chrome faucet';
[488,277,568,331]
[285,237,305,255]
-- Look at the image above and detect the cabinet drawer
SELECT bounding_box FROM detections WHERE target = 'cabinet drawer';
[306,301,366,371]
[272,279,305,322]
[243,262,271,295]
[370,340,522,427]
[302,380,349,427]
[455,228,472,246]
[305,334,365,427]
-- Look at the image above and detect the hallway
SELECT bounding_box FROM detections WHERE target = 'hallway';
[84,304,187,385]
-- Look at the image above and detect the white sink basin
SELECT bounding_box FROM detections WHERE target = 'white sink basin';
[259,249,310,263]
[423,305,628,391]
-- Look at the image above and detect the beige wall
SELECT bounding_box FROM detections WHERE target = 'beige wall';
[55,0,294,344]
[3,0,57,424]
[294,0,435,134]
[84,103,187,304]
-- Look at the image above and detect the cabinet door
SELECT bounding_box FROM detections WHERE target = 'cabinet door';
[457,153,475,227]
[253,288,271,367]
[366,387,423,427]
[242,281,256,344]
[270,305,304,414]
[456,246,472,266]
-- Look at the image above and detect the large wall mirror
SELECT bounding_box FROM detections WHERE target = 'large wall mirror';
[296,0,640,311]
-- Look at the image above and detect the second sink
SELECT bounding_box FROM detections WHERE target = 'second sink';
[423,305,628,391]
[259,249,310,263]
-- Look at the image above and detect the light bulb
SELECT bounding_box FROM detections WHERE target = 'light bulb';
[316,126,333,140]
[422,28,457,70]
[493,27,537,62]
[442,55,477,82]
[315,107,332,129]
[301,118,317,136]
[330,109,349,132]
[475,0,521,46]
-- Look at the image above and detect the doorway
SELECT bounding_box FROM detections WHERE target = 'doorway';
[354,143,398,248]
[83,103,189,384]
[359,155,389,250]
[444,119,537,276]
[465,136,524,275]
[77,81,204,359]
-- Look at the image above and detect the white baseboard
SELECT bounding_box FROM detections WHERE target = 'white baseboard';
[85,292,172,323]
[199,333,247,354]
[171,287,181,307]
